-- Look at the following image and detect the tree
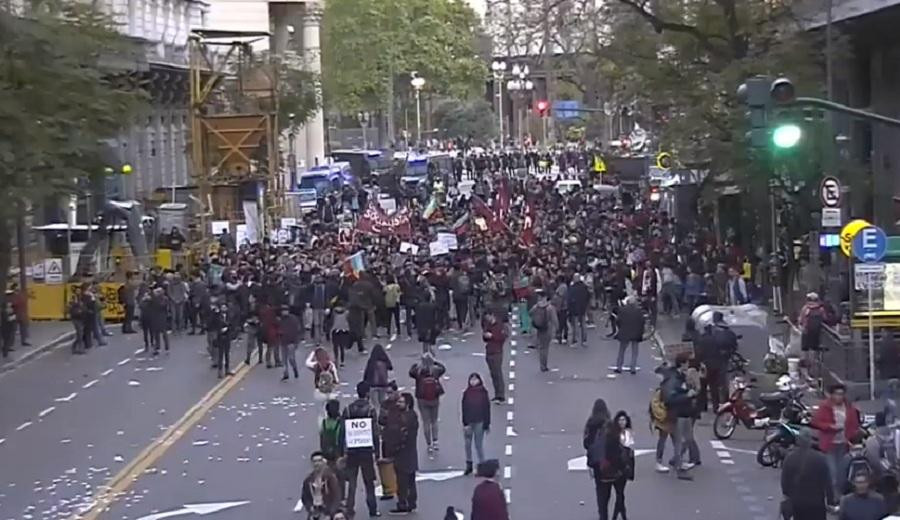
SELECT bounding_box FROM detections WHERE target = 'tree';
[432,99,497,142]
[0,0,147,299]
[321,0,485,135]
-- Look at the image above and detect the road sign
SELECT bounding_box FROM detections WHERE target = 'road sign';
[854,263,886,291]
[853,225,888,263]
[840,219,871,257]
[32,261,45,280]
[820,176,841,207]
[44,258,63,284]
[821,207,842,228]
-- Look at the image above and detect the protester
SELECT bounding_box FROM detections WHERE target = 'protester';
[812,384,861,498]
[781,428,834,520]
[662,353,699,480]
[471,459,509,520]
[341,382,380,518]
[408,352,446,453]
[529,289,558,372]
[614,296,644,374]
[584,398,627,520]
[389,392,419,514]
[611,410,635,520]
[482,311,508,403]
[363,344,393,410]
[300,451,342,520]
[839,473,888,520]
[462,372,491,474]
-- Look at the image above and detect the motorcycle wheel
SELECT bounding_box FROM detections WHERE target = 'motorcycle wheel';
[757,438,782,467]
[713,410,737,440]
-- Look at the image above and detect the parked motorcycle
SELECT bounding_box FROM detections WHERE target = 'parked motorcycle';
[713,375,807,440]
[757,415,874,468]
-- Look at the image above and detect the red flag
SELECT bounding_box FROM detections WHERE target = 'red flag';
[521,202,536,246]
[452,212,470,236]
[495,175,511,221]
[472,196,504,232]
[356,203,412,237]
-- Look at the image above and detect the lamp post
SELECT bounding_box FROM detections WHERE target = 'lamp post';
[410,73,426,145]
[506,64,532,144]
[357,111,371,149]
[287,112,297,189]
[491,60,507,146]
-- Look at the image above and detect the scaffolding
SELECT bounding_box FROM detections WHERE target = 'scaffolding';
[188,29,284,253]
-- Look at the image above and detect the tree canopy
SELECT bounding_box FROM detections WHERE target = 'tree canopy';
[321,0,486,114]
[432,98,496,142]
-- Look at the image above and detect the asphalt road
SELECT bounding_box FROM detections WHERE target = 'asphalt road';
[1,314,786,520]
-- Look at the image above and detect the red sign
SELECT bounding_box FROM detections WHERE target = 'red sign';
[356,203,412,237]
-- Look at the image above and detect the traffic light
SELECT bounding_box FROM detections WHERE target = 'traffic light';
[769,78,801,149]
[772,123,801,149]
[736,76,772,148]
[737,76,802,150]
[535,99,550,117]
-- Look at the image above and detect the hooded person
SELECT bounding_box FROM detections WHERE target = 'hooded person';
[408,352,446,453]
[462,372,491,474]
[363,343,393,410]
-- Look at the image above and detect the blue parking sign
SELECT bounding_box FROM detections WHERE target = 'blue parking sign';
[852,225,887,263]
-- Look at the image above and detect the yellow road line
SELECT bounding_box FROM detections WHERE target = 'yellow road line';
[74,360,255,520]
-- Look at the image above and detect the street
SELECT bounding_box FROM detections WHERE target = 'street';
[0,315,787,520]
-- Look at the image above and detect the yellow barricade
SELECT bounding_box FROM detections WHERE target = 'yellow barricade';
[28,284,67,320]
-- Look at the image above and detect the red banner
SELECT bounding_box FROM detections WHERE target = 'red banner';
[356,203,412,237]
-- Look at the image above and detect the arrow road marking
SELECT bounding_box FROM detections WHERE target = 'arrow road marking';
[136,501,250,520]
[294,471,465,512]
[567,450,655,471]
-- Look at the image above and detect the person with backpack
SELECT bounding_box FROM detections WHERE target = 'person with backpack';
[583,398,627,520]
[799,292,828,381]
[363,344,393,411]
[409,352,446,454]
[529,289,559,372]
[614,296,645,374]
[451,267,472,331]
[462,372,491,475]
[307,347,340,419]
[662,353,698,480]
[340,381,380,518]
[319,399,346,504]
[648,371,675,473]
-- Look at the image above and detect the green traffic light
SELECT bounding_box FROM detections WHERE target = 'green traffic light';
[772,124,801,148]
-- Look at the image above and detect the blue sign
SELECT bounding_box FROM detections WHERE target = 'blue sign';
[553,100,581,120]
[852,225,888,263]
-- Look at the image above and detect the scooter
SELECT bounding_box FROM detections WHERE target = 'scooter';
[713,375,806,440]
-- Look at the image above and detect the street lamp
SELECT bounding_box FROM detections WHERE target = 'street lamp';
[507,64,533,144]
[410,73,426,145]
[287,112,297,189]
[491,60,507,146]
[357,111,371,149]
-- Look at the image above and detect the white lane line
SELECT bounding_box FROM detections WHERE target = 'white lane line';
[509,371,516,380]
[511,340,517,347]
[38,406,56,418]
[16,421,32,431]
[505,426,517,437]
[510,349,517,357]
[101,368,114,377]
[710,440,726,450]
[506,411,514,422]
[508,383,515,392]
[134,348,144,355]
[509,359,516,368]
[55,392,77,402]
[117,358,131,366]
[503,466,511,479]
[505,444,512,456]
[721,459,735,465]
[0,438,5,446]
[82,379,99,389]
[508,397,514,405]
[716,450,732,458]
[504,488,511,504]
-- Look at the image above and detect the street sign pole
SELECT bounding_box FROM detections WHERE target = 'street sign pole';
[868,277,875,400]
[852,226,887,401]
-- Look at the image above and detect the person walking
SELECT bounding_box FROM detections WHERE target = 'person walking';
[300,451,342,520]
[363,343,393,410]
[331,303,351,368]
[307,347,340,418]
[471,460,509,520]
[451,267,472,331]
[781,428,834,520]
[340,382,380,518]
[650,366,676,473]
[409,352,446,454]
[462,372,491,475]
[583,398,627,520]
[482,311,509,403]
[67,288,88,355]
[611,411,635,520]
[529,289,558,372]
[384,276,402,338]
[614,296,645,374]
[662,353,699,480]
[812,383,861,499]
[119,272,138,334]
[389,393,419,514]
[415,288,438,355]
[279,306,301,381]
[838,473,887,520]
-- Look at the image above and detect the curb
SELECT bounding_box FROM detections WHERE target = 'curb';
[0,330,75,375]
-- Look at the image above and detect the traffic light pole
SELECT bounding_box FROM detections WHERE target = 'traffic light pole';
[791,97,900,129]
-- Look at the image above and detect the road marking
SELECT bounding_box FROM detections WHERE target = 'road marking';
[716,450,732,458]
[118,358,131,366]
[506,411,513,422]
[508,397,514,405]
[38,406,55,418]
[135,501,250,520]
[510,349,517,357]
[511,340,517,347]
[101,368,114,377]
[134,348,144,355]
[55,392,77,402]
[504,488,511,504]
[509,371,516,380]
[508,383,514,392]
[505,444,512,456]
[505,426,517,437]
[76,360,258,520]
[710,440,726,450]
[0,438,5,446]
[710,441,758,456]
[82,379,99,389]
[510,360,515,367]
[503,466,511,479]
[16,421,32,431]
[721,459,735,465]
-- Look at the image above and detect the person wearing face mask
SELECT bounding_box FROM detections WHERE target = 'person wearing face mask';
[300,451,341,520]
[462,372,491,475]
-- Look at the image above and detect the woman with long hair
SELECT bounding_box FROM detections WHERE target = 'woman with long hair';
[306,347,339,419]
[462,372,491,475]
[363,344,394,410]
[583,399,626,520]
[610,410,635,520]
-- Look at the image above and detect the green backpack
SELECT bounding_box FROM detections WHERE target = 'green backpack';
[321,417,342,460]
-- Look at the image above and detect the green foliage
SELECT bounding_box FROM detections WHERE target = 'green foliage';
[321,0,485,113]
[0,0,146,212]
[432,98,497,141]
[278,67,320,129]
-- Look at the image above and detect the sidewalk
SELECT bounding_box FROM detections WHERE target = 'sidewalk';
[0,320,75,373]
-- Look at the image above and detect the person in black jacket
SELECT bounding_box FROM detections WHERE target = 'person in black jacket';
[300,451,342,519]
[781,428,834,520]
[567,274,591,347]
[462,372,491,475]
[662,353,698,480]
[390,393,419,514]
[415,285,438,355]
[583,398,626,520]
[340,382,380,518]
[614,296,645,374]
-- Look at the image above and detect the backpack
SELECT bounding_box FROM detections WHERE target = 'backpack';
[419,371,444,401]
[845,455,873,493]
[320,417,342,460]
[532,305,549,331]
[317,368,336,394]
[649,388,669,427]
[802,311,824,350]
[371,360,389,387]
[586,424,609,469]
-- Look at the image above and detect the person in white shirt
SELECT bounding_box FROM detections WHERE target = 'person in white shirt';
[612,410,635,520]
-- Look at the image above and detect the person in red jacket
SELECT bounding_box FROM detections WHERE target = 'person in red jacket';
[482,312,509,403]
[811,383,860,499]
[471,459,509,520]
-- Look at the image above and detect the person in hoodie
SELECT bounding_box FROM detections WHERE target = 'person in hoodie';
[409,352,446,454]
[567,273,591,347]
[388,392,419,514]
[415,283,438,355]
[330,303,351,367]
[471,459,508,520]
[279,306,301,381]
[462,372,491,475]
[340,381,380,518]
[363,344,393,409]
[167,272,188,332]
[482,311,509,403]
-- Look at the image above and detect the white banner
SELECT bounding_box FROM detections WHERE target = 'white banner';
[242,201,260,244]
[344,418,374,449]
